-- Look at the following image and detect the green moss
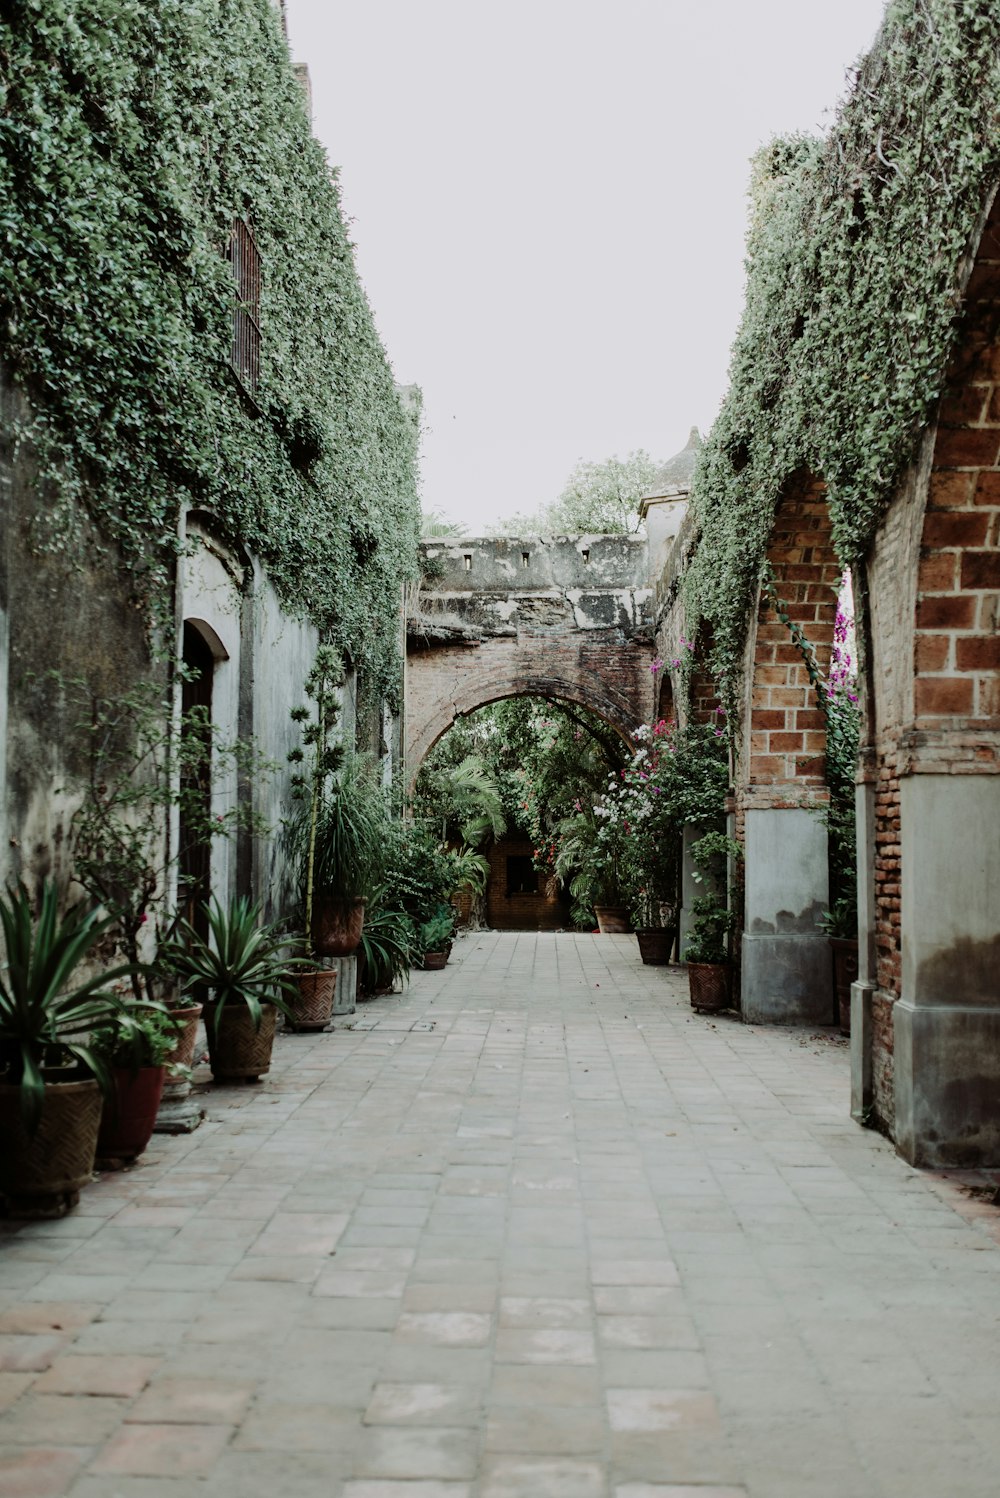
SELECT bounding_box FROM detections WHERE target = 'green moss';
[0,0,420,704]
[684,0,1000,706]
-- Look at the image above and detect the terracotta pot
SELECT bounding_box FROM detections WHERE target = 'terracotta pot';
[0,1078,102,1217]
[830,936,859,1035]
[594,905,632,934]
[688,961,730,1013]
[207,1003,277,1081]
[313,896,365,956]
[286,969,337,1031]
[419,950,447,971]
[635,927,677,965]
[97,1066,166,1165]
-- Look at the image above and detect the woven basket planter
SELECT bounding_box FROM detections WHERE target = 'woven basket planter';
[286,970,337,1032]
[688,961,730,1014]
[0,1078,102,1217]
[207,1003,278,1082]
[419,950,447,972]
[312,897,365,956]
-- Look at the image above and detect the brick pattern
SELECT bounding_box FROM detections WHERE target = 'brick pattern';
[744,481,840,801]
[486,840,568,931]
[406,633,655,784]
[914,195,1000,732]
[873,746,902,999]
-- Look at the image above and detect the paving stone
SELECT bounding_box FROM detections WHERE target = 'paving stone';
[0,1394,127,1445]
[33,1355,160,1398]
[91,1422,232,1475]
[3,934,1000,1497]
[127,1377,255,1424]
[0,1446,87,1497]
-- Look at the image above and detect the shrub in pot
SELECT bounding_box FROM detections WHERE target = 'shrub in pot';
[0,882,137,1216]
[285,650,387,1025]
[683,832,741,1015]
[165,897,303,1082]
[358,901,415,996]
[416,906,456,970]
[91,1009,179,1166]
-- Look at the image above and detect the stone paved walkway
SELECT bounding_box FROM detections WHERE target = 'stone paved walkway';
[2,932,1000,1498]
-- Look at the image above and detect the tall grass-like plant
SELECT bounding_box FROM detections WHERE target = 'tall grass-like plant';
[164,897,305,1035]
[0,883,136,1132]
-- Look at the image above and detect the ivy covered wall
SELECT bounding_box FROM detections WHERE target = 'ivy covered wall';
[685,0,1000,701]
[0,0,420,703]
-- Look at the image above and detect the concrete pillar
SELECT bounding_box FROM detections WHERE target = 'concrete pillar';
[741,806,833,1024]
[851,777,877,1122]
[332,954,357,1016]
[893,774,1000,1166]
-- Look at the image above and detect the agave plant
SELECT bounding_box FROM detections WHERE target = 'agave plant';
[164,896,306,1034]
[0,882,135,1133]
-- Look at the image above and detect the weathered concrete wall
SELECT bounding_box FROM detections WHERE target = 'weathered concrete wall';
[1,368,158,894]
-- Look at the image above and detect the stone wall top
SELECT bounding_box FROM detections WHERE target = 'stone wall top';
[419,534,649,593]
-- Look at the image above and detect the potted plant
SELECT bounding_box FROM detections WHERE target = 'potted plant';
[285,650,386,1026]
[358,902,415,997]
[822,896,859,1036]
[165,897,304,1082]
[91,1009,180,1166]
[0,882,136,1217]
[684,832,741,1014]
[416,905,456,970]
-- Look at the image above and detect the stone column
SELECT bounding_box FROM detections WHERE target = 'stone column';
[893,774,1000,1165]
[741,806,833,1024]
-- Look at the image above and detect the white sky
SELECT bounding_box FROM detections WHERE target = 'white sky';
[284,0,888,532]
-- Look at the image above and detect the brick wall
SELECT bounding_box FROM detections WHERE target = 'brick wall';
[486,839,569,931]
[913,194,1000,746]
[744,478,840,803]
[406,631,654,782]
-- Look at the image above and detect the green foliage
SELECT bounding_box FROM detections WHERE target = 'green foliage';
[380,822,458,928]
[309,756,388,904]
[358,904,414,994]
[0,0,420,700]
[0,882,137,1133]
[413,754,505,848]
[683,833,742,965]
[89,1008,179,1070]
[417,906,456,955]
[63,671,272,1000]
[684,2,1000,701]
[164,896,306,1035]
[492,451,660,535]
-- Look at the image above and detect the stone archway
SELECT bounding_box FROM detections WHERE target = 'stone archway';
[870,184,1000,1165]
[406,534,656,786]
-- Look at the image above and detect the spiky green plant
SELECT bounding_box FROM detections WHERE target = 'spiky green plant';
[0,882,136,1133]
[165,897,307,1036]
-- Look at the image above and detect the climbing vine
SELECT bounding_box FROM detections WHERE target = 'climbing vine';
[684,0,1000,703]
[0,0,420,703]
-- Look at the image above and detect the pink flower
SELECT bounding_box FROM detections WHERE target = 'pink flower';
[649,658,663,675]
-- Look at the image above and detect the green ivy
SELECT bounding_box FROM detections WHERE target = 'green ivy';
[0,0,420,704]
[684,0,1000,706]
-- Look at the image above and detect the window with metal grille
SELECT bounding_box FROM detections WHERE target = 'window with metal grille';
[229,219,261,394]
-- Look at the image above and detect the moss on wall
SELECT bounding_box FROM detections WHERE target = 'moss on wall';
[0,0,420,704]
[685,0,1000,706]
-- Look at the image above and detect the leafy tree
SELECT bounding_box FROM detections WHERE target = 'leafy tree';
[489,451,661,535]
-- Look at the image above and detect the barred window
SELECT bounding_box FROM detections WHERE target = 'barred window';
[229,218,261,394]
